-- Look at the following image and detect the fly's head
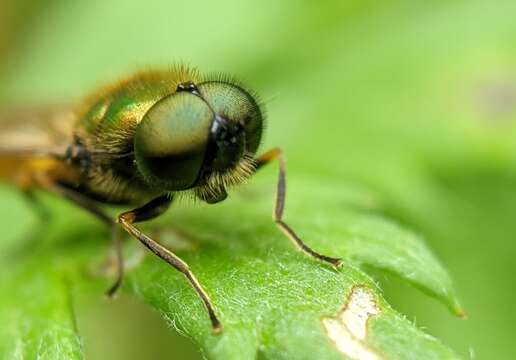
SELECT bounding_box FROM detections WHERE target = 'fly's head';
[134,76,264,203]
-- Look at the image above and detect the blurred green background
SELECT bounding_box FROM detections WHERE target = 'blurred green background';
[1,0,516,358]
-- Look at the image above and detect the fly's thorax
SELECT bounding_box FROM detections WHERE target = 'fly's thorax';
[134,79,264,202]
[75,67,203,155]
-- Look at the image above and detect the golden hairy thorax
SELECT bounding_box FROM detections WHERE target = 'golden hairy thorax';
[70,67,203,204]
[75,67,202,154]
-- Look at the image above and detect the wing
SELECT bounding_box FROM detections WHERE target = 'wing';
[0,105,76,156]
[0,105,77,183]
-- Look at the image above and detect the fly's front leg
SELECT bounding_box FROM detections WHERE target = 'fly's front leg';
[255,148,342,269]
[118,196,222,334]
[33,175,124,296]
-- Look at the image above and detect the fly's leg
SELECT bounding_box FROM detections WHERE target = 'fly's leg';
[33,176,124,296]
[7,179,53,256]
[105,226,124,297]
[13,170,51,221]
[118,196,222,334]
[22,189,52,222]
[255,148,342,269]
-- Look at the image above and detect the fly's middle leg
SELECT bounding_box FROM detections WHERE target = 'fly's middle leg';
[32,174,125,296]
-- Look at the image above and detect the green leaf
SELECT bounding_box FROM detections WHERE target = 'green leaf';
[0,265,83,360]
[0,190,84,360]
[0,174,462,359]
[122,174,462,359]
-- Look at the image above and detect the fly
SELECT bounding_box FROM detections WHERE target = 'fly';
[0,65,342,333]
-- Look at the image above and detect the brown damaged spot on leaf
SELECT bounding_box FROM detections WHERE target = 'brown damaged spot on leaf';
[322,285,382,360]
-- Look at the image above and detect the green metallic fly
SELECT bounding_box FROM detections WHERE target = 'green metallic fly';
[0,65,342,333]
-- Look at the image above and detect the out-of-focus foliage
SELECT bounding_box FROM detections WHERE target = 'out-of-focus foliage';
[0,0,62,67]
[1,0,516,359]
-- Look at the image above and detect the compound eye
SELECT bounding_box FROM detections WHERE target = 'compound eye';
[135,92,214,190]
[197,81,263,154]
